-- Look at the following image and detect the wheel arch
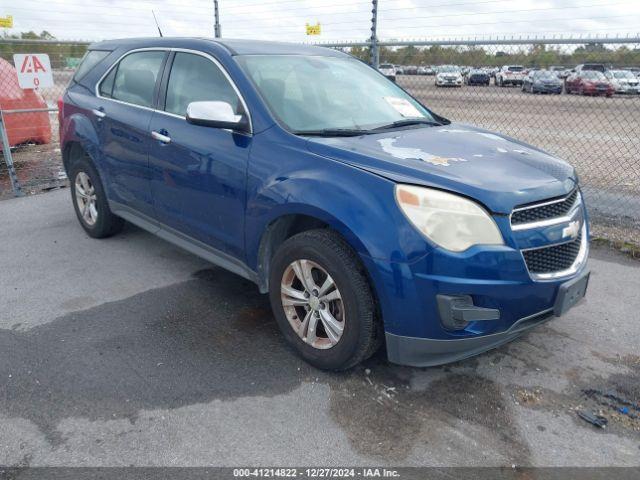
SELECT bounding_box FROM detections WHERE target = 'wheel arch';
[254,207,373,294]
[61,113,101,175]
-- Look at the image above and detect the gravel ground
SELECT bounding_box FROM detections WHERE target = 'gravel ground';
[1,189,639,467]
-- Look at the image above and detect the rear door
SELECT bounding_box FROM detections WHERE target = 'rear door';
[148,50,251,259]
[96,49,168,218]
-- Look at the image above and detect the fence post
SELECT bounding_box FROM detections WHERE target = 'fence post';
[214,0,221,38]
[369,0,379,69]
[0,111,23,197]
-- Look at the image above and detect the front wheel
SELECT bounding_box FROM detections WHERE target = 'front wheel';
[269,229,381,370]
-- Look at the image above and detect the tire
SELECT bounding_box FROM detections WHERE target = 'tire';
[269,229,381,370]
[69,155,124,238]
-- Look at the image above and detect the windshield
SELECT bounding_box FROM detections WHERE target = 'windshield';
[613,70,634,79]
[439,66,460,73]
[533,71,557,79]
[582,71,606,80]
[237,55,436,132]
[508,66,524,72]
[379,64,394,69]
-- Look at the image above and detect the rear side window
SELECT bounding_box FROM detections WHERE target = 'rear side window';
[100,50,165,108]
[164,52,240,116]
[99,68,116,98]
[74,50,110,81]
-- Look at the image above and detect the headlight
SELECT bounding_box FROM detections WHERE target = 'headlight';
[395,185,504,252]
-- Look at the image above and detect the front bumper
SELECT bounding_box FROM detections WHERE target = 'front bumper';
[436,78,462,86]
[361,199,590,367]
[533,84,562,93]
[385,264,590,367]
[386,308,554,367]
[615,85,639,94]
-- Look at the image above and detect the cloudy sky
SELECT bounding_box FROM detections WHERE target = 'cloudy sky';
[3,0,640,42]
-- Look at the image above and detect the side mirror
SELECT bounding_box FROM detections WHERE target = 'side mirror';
[186,101,250,133]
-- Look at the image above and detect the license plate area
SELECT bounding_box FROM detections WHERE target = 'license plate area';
[554,270,590,316]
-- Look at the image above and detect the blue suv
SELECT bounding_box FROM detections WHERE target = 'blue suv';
[59,38,589,370]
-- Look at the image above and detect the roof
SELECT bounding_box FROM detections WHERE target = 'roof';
[89,37,347,57]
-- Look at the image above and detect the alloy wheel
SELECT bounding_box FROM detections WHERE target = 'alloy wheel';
[75,171,98,226]
[280,259,345,349]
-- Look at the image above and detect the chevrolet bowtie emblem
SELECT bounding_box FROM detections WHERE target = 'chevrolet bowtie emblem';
[562,220,581,240]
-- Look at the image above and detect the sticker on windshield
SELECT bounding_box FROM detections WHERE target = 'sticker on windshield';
[383,97,424,118]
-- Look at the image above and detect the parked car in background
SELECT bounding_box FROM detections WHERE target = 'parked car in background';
[496,65,526,87]
[378,63,396,82]
[435,65,463,87]
[574,63,606,74]
[626,67,640,77]
[604,70,639,94]
[0,58,52,147]
[403,65,419,75]
[522,70,563,94]
[565,70,614,97]
[465,69,490,86]
[549,66,570,79]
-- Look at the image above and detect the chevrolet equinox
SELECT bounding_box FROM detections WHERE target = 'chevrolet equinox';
[59,38,590,370]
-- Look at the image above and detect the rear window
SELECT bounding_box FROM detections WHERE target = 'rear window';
[582,64,605,72]
[73,50,110,81]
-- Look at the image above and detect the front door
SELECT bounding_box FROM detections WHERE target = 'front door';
[148,51,251,259]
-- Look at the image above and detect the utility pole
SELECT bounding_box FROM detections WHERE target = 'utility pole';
[214,0,221,38]
[369,0,379,69]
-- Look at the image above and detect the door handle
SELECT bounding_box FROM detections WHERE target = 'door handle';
[151,130,171,144]
[92,108,106,119]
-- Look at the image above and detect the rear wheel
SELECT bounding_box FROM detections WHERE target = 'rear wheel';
[269,229,381,370]
[70,156,124,238]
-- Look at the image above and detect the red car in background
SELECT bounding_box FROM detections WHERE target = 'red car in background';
[565,70,614,97]
[0,57,52,146]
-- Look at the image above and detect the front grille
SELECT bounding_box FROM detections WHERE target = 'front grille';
[523,232,582,274]
[511,189,578,226]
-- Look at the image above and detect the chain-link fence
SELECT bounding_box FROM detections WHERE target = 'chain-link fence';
[329,37,640,244]
[0,39,89,199]
[1,37,639,244]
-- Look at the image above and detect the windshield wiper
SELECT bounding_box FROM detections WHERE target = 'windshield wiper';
[372,119,442,131]
[294,128,370,137]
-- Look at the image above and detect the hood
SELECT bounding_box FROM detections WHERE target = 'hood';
[305,123,577,214]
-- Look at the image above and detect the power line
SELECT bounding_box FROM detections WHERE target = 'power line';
[218,0,632,26]
[222,14,632,33]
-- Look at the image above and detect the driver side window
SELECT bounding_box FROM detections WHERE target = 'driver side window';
[164,52,241,116]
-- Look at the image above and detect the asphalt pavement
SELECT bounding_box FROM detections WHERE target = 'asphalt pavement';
[1,189,639,467]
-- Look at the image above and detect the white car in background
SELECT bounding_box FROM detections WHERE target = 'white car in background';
[496,65,526,86]
[604,70,639,94]
[378,63,396,82]
[435,65,463,87]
